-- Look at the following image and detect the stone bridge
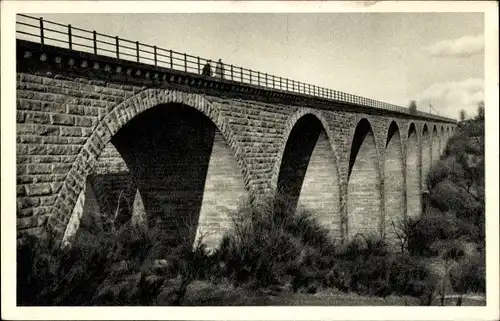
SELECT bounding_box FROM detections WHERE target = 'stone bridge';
[16,39,456,248]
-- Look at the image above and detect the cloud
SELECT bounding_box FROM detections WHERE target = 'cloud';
[414,78,484,119]
[425,34,484,58]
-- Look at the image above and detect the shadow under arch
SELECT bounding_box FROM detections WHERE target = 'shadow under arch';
[274,111,342,237]
[50,89,249,246]
[406,122,422,218]
[431,124,440,163]
[421,124,431,192]
[383,121,405,246]
[439,125,446,153]
[347,118,382,239]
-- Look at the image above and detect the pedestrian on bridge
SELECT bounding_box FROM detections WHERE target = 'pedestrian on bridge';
[215,58,224,79]
[202,60,212,77]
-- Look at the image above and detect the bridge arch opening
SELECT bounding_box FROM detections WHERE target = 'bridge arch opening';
[65,143,147,241]
[431,125,440,163]
[421,124,431,192]
[406,123,421,218]
[347,118,381,239]
[276,113,341,237]
[83,144,139,231]
[439,126,445,153]
[445,127,451,149]
[383,121,405,246]
[65,102,247,249]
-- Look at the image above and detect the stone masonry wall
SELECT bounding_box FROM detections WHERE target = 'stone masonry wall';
[383,124,406,246]
[16,71,456,245]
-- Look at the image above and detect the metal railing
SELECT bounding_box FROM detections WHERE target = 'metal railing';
[16,14,454,122]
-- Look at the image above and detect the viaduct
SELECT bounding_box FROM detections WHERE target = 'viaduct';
[15,16,457,248]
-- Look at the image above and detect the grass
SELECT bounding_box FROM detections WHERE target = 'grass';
[180,281,486,306]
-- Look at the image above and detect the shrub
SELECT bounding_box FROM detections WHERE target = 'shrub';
[215,193,335,291]
[17,215,217,306]
[389,254,437,298]
[330,236,391,296]
[17,231,115,305]
[448,252,485,294]
[406,210,480,257]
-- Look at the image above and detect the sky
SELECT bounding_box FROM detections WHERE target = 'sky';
[32,12,485,119]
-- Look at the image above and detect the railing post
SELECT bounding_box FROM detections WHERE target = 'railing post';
[230,65,233,81]
[240,68,243,82]
[265,73,268,87]
[136,41,140,63]
[93,31,97,55]
[68,24,72,50]
[249,70,252,84]
[169,50,173,69]
[39,17,44,45]
[115,36,119,59]
[153,46,157,66]
[257,71,260,86]
[272,76,275,88]
[197,57,201,74]
[184,53,187,72]
[286,78,288,91]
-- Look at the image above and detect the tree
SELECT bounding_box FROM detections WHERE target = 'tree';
[476,101,485,120]
[459,109,467,122]
[409,100,417,113]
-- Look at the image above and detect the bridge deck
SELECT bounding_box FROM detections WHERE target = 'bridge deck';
[16,13,455,123]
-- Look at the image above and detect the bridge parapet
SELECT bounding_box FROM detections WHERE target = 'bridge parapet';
[16,14,456,124]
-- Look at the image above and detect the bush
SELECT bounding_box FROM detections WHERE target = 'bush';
[17,232,115,305]
[323,237,437,300]
[389,254,436,298]
[17,218,216,306]
[215,193,335,291]
[448,253,485,294]
[406,210,480,257]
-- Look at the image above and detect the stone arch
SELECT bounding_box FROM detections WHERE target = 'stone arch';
[347,118,382,239]
[421,124,431,192]
[271,108,341,194]
[383,121,405,246]
[77,142,143,234]
[48,89,250,245]
[431,124,440,163]
[439,125,446,153]
[273,109,342,238]
[406,122,421,218]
